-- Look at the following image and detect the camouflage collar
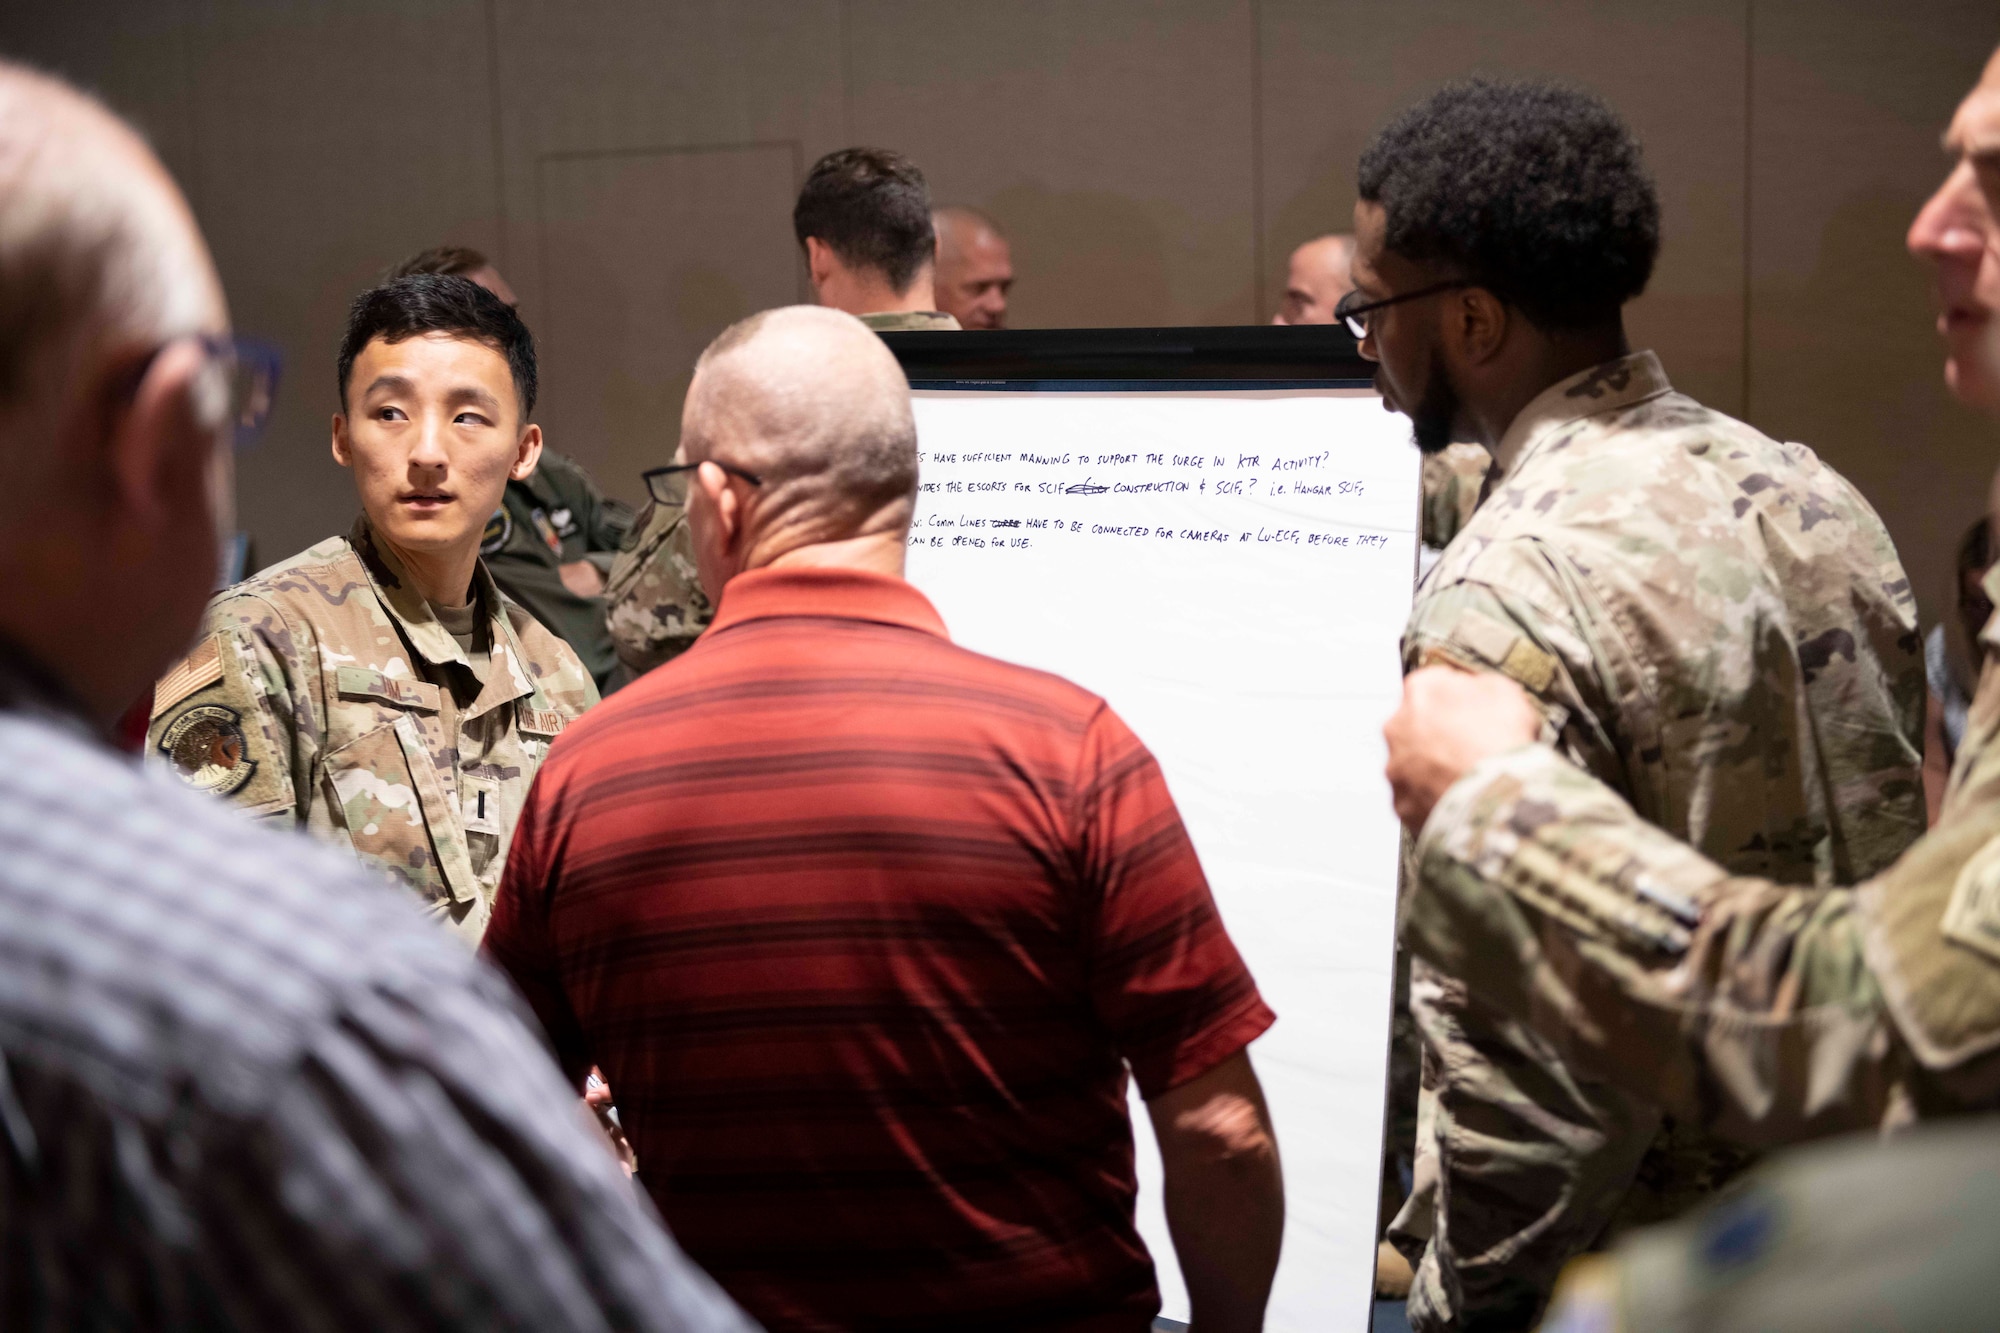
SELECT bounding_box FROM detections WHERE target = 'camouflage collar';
[1488,351,1672,485]
[347,516,535,717]
[858,310,962,332]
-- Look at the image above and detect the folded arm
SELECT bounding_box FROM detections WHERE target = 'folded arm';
[1402,741,1910,1144]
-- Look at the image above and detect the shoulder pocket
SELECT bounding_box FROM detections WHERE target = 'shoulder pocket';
[151,628,295,817]
[323,714,475,908]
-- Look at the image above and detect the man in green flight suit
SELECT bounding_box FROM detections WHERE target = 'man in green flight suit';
[391,247,633,692]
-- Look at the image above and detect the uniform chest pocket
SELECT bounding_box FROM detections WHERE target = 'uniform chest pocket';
[323,713,476,911]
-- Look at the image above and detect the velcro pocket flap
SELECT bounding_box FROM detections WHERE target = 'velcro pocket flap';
[336,667,440,712]
[1453,609,1558,694]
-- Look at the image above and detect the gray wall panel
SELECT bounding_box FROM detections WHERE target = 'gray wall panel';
[1,1,1991,625]
[535,142,804,492]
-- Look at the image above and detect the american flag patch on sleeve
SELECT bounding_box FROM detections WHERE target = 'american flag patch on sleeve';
[153,634,225,716]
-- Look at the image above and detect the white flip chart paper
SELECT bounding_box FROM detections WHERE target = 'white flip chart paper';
[902,388,1420,1332]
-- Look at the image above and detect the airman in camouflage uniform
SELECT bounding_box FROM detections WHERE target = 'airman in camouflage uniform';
[604,500,711,679]
[1392,350,1926,1329]
[148,516,595,941]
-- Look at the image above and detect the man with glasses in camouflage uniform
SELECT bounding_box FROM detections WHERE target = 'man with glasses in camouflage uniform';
[1350,79,1926,1332]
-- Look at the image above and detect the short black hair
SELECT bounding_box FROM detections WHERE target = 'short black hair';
[793,147,935,294]
[336,274,537,420]
[1357,79,1660,332]
[386,244,491,281]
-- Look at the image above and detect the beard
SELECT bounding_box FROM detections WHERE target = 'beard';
[1410,347,1460,455]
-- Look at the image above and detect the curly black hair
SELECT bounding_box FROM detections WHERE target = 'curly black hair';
[337,274,536,419]
[794,147,935,295]
[1357,79,1660,332]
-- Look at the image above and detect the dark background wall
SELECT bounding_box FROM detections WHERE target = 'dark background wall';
[4,1,1994,626]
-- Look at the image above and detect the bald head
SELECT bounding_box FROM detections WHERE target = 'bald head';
[0,62,222,465]
[681,306,918,589]
[1272,234,1355,326]
[933,206,1014,329]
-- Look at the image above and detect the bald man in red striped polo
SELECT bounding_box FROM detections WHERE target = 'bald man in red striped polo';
[484,305,1283,1333]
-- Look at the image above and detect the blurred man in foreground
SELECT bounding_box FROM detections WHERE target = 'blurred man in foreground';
[487,306,1283,1332]
[932,204,1014,328]
[391,245,634,693]
[147,275,595,941]
[1354,79,1925,1331]
[1385,48,2000,1329]
[0,59,746,1330]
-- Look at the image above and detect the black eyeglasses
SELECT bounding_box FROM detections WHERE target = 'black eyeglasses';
[642,460,765,507]
[122,333,284,450]
[1333,280,1472,339]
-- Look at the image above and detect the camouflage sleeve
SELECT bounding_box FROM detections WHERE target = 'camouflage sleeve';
[1402,742,1915,1146]
[1405,546,1635,791]
[1419,442,1489,550]
[590,494,635,555]
[145,593,315,825]
[603,501,713,678]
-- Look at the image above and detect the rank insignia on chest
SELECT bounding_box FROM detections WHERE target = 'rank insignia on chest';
[158,704,257,796]
[530,507,563,556]
[481,507,512,556]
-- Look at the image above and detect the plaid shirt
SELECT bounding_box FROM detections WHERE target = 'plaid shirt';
[0,644,754,1332]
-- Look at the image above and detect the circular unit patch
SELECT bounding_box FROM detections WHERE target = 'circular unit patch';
[159,704,256,796]
[481,507,512,556]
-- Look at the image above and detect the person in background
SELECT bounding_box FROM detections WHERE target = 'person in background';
[1275,233,1488,549]
[486,306,1284,1332]
[148,274,595,941]
[932,204,1014,329]
[795,146,960,333]
[1923,515,1994,819]
[0,59,747,1331]
[603,483,712,680]
[1273,233,1356,327]
[1353,79,1926,1332]
[605,146,962,680]
[1381,44,2000,1326]
[390,245,633,693]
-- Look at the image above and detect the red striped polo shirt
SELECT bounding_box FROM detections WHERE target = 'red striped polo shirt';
[484,566,1274,1332]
